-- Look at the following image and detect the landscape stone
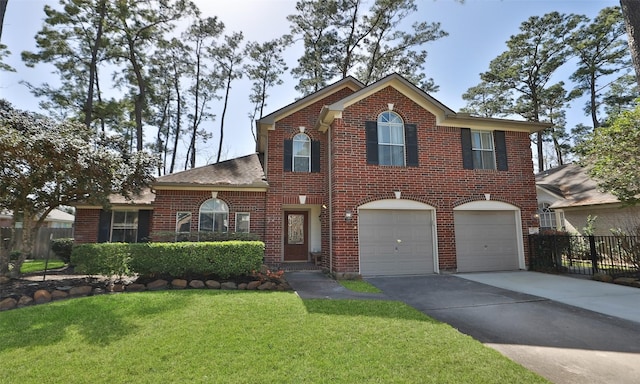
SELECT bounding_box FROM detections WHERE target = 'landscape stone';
[126,283,146,292]
[109,284,125,292]
[246,281,261,290]
[221,282,237,290]
[205,280,221,289]
[51,290,68,300]
[0,297,17,311]
[189,280,205,289]
[0,276,11,284]
[69,285,92,297]
[171,279,188,289]
[147,279,168,291]
[17,295,33,307]
[34,289,52,304]
[93,288,104,295]
[613,277,637,287]
[257,282,275,291]
[238,283,247,290]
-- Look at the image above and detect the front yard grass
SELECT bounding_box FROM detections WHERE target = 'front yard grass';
[20,259,66,274]
[0,291,548,383]
[338,279,382,293]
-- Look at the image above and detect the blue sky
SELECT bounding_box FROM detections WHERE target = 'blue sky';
[0,0,621,167]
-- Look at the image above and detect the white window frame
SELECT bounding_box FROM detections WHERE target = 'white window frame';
[538,203,558,229]
[235,212,250,233]
[175,211,192,241]
[199,198,229,233]
[377,111,405,166]
[111,210,138,242]
[471,130,496,170]
[292,133,311,172]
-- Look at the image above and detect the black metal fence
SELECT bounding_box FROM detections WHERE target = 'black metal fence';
[528,234,640,277]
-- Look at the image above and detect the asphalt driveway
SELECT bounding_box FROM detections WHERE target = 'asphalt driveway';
[366,274,640,384]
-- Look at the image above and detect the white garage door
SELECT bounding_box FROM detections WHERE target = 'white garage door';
[454,210,520,272]
[359,209,434,275]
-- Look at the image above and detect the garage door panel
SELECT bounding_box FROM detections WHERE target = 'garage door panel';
[454,211,519,273]
[359,209,434,275]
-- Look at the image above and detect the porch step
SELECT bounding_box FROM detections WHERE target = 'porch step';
[269,262,323,272]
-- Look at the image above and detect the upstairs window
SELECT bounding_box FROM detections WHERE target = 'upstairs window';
[199,198,228,233]
[365,112,418,167]
[284,133,321,173]
[461,128,508,171]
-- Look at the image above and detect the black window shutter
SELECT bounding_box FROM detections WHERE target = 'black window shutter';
[283,139,293,172]
[494,130,508,171]
[405,124,418,167]
[97,210,112,243]
[460,128,473,170]
[311,140,320,172]
[365,121,378,165]
[137,210,151,243]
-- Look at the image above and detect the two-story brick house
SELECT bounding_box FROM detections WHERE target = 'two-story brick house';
[74,73,548,275]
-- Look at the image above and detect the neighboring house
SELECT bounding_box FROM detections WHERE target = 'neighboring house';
[536,163,640,236]
[0,208,75,228]
[75,73,549,275]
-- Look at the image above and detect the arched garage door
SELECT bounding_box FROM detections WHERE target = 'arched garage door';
[454,201,524,273]
[358,199,436,276]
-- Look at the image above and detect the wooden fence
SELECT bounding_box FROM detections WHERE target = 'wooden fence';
[1,227,73,259]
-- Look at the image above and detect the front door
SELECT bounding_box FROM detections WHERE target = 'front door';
[284,211,308,261]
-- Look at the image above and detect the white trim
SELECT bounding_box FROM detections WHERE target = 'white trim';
[359,199,434,210]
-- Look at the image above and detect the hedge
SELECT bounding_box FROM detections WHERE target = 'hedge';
[71,241,264,279]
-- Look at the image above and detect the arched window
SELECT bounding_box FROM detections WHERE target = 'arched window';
[537,202,556,229]
[292,133,311,172]
[377,111,405,166]
[199,198,228,233]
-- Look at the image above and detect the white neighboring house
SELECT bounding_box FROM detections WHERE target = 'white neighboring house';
[0,208,75,228]
[535,163,640,236]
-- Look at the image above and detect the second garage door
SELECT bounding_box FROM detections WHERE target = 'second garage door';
[454,210,520,272]
[359,209,434,275]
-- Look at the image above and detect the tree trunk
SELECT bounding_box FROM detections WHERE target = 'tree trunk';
[84,0,106,129]
[0,0,7,41]
[217,73,232,163]
[621,0,640,88]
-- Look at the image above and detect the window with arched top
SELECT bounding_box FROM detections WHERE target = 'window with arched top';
[199,198,228,233]
[377,111,405,166]
[293,133,311,172]
[537,202,556,229]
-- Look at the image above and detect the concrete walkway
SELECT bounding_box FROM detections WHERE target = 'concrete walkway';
[457,271,640,324]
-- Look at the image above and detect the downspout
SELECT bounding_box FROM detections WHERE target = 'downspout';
[328,125,333,273]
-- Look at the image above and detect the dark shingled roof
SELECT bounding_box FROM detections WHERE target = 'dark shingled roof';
[155,153,268,189]
[536,163,619,208]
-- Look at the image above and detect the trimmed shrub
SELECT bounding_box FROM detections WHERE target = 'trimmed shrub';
[50,238,74,263]
[71,241,264,279]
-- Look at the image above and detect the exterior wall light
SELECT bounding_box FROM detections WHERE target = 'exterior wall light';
[345,210,353,221]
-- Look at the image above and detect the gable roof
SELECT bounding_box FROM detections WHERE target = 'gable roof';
[0,208,75,223]
[536,163,619,208]
[316,73,551,133]
[154,153,268,191]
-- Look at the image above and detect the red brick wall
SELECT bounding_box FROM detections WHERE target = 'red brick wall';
[327,86,538,272]
[151,190,267,241]
[74,208,100,243]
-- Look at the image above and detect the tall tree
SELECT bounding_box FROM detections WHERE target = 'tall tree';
[620,0,640,87]
[245,37,290,142]
[602,73,639,118]
[460,81,513,118]
[212,31,244,164]
[110,0,194,151]
[22,0,114,130]
[0,100,156,277]
[569,6,629,129]
[471,12,585,171]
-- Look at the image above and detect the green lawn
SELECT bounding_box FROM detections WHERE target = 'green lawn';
[0,291,548,384]
[338,279,382,293]
[19,259,66,274]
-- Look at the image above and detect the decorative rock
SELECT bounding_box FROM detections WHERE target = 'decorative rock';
[51,290,68,300]
[189,280,205,289]
[34,289,52,304]
[632,280,640,288]
[246,280,261,290]
[17,295,33,307]
[257,281,275,291]
[259,265,270,274]
[126,283,146,292]
[171,279,188,289]
[147,279,168,291]
[93,288,104,295]
[69,286,92,297]
[613,277,637,287]
[205,280,221,289]
[109,284,125,292]
[221,281,237,290]
[238,283,247,290]
[0,297,17,311]
[592,273,613,283]
[0,276,11,284]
